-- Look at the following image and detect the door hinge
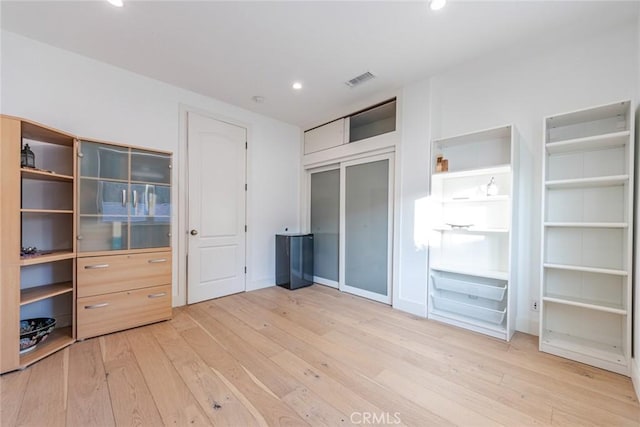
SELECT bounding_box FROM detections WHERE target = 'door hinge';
[244,266,247,274]
[244,225,247,232]
[245,141,248,149]
[245,183,247,191]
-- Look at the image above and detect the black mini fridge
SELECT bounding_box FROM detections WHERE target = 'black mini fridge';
[275,233,314,289]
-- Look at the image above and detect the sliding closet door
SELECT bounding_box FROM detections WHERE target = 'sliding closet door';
[309,167,340,287]
[340,154,393,303]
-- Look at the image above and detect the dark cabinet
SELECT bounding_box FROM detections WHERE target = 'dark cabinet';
[275,234,314,290]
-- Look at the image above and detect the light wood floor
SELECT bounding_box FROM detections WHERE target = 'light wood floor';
[2,285,639,426]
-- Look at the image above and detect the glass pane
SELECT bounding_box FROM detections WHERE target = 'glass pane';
[345,159,389,296]
[79,179,129,216]
[79,141,129,180]
[131,149,171,184]
[310,169,339,282]
[78,216,128,252]
[130,184,171,249]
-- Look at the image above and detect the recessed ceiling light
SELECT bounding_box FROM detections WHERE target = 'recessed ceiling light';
[107,0,124,7]
[292,82,303,90]
[429,0,446,11]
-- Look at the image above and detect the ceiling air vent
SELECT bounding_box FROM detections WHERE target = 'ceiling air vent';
[345,71,376,88]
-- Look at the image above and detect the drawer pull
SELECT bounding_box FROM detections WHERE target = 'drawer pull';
[84,264,110,269]
[148,258,167,264]
[84,303,109,309]
[148,292,167,299]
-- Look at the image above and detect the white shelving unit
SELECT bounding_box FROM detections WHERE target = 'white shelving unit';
[428,125,518,340]
[540,100,633,375]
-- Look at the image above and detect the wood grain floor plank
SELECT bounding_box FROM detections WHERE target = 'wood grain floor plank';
[100,333,164,426]
[15,348,68,427]
[125,327,211,425]
[178,314,310,427]
[0,366,31,426]
[66,339,115,427]
[150,321,260,426]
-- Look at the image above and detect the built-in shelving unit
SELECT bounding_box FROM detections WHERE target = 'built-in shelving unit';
[428,125,518,341]
[540,100,633,375]
[0,116,77,374]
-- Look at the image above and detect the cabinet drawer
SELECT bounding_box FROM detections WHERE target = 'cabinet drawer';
[77,284,171,339]
[77,251,171,297]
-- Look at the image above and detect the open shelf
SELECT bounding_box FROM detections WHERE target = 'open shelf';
[19,327,74,368]
[440,195,509,204]
[21,209,74,214]
[544,222,627,228]
[433,225,509,234]
[432,164,511,180]
[543,263,627,276]
[430,265,508,281]
[21,168,73,182]
[20,251,75,266]
[545,130,629,154]
[545,175,628,189]
[542,294,626,315]
[20,282,73,306]
[541,330,625,366]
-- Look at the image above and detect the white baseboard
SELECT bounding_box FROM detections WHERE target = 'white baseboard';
[393,298,427,318]
[632,358,640,401]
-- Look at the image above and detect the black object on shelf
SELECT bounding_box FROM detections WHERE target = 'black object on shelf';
[21,143,35,168]
[275,233,314,290]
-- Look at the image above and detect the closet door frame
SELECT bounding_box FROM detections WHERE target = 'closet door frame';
[305,151,395,304]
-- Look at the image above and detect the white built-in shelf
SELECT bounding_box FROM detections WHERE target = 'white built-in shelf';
[541,330,625,366]
[21,209,74,214]
[20,282,73,306]
[21,168,73,182]
[430,265,508,281]
[545,175,628,189]
[542,295,626,315]
[432,164,511,180]
[439,195,509,204]
[545,130,630,154]
[546,101,629,132]
[433,226,509,234]
[543,263,628,276]
[544,222,628,228]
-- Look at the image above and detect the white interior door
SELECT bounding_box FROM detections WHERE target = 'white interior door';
[339,153,394,304]
[187,112,246,304]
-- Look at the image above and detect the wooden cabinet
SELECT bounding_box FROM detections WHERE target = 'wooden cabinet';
[540,100,633,375]
[1,116,77,374]
[427,125,518,341]
[76,139,173,340]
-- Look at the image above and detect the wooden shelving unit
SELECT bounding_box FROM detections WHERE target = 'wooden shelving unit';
[428,125,518,341]
[0,115,77,374]
[540,100,633,375]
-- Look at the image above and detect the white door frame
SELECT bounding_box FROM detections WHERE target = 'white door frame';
[339,152,394,304]
[177,105,250,306]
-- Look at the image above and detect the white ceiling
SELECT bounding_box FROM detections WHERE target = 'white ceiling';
[1,1,638,129]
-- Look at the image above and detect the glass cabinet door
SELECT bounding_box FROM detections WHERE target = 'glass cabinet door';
[78,141,130,252]
[130,184,171,249]
[131,149,171,184]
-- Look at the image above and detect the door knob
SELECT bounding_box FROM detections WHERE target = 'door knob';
[190,229,198,236]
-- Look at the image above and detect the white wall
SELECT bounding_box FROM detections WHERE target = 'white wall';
[633,9,640,400]
[0,30,301,306]
[398,24,638,333]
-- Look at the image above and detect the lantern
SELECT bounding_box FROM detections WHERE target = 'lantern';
[21,144,35,168]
